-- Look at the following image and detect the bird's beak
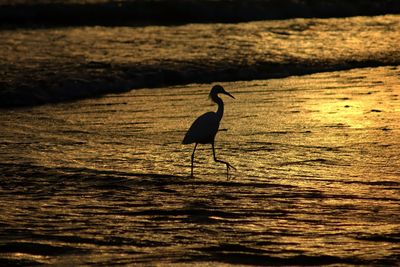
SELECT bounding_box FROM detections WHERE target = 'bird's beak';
[224,91,235,99]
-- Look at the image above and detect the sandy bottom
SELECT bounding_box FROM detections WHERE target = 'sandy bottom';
[0,66,399,265]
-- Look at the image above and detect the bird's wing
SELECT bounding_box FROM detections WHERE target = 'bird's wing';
[182,112,220,144]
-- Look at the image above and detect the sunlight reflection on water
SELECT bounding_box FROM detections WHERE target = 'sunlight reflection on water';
[0,66,399,265]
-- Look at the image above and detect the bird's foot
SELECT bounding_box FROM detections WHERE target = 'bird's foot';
[226,163,236,180]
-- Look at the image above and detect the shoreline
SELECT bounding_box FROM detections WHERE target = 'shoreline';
[1,14,399,108]
[1,61,399,108]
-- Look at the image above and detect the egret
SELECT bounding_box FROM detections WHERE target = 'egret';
[182,85,236,178]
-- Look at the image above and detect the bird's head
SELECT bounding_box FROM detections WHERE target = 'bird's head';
[209,85,235,100]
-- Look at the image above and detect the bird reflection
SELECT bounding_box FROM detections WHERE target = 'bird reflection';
[183,85,236,179]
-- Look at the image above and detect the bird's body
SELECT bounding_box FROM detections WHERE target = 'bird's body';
[182,84,235,178]
[182,112,219,144]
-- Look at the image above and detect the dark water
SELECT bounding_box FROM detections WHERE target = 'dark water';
[2,0,399,27]
[0,66,399,265]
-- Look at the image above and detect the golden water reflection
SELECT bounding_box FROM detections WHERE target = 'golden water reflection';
[0,66,398,265]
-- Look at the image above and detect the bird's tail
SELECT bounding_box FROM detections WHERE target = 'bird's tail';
[182,131,194,144]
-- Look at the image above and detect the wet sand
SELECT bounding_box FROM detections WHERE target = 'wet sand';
[0,66,399,265]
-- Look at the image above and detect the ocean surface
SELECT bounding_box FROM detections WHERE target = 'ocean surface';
[0,66,399,265]
[1,6,400,265]
[1,14,400,106]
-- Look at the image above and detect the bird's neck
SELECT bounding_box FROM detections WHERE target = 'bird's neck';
[212,95,224,121]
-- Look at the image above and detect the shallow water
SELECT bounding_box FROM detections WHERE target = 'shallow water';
[0,66,399,265]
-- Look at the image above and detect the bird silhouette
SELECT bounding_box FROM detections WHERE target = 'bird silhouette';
[182,85,236,178]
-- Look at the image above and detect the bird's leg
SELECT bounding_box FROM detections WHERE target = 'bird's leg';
[212,142,236,180]
[191,143,198,178]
